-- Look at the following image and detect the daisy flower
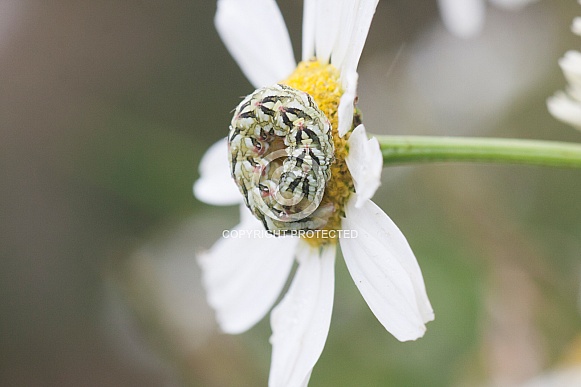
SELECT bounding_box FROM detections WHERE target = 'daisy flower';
[547,10,581,131]
[437,0,540,39]
[194,0,433,385]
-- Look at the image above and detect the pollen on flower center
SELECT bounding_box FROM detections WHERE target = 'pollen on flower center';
[282,61,355,246]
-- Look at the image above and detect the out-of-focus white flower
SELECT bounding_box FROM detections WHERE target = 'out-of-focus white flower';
[361,1,556,138]
[520,367,581,387]
[548,12,581,131]
[194,1,434,386]
[437,0,540,39]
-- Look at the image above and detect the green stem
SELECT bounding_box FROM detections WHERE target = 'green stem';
[376,136,581,169]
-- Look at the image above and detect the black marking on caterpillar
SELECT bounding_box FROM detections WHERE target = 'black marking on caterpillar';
[259,105,276,117]
[238,99,252,112]
[228,84,335,234]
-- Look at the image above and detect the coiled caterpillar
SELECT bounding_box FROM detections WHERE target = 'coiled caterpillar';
[228,84,335,233]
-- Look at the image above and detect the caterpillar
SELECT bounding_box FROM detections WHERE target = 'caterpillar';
[228,84,335,234]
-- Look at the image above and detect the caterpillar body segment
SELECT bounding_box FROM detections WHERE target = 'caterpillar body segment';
[228,84,335,233]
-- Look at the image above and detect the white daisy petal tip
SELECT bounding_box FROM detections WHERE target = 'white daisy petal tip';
[215,0,296,88]
[547,92,581,130]
[197,214,298,335]
[314,0,342,65]
[345,125,383,207]
[572,17,581,36]
[301,0,316,61]
[338,71,359,138]
[340,197,434,342]
[336,0,380,73]
[269,243,336,387]
[559,51,581,91]
[437,0,486,39]
[194,138,242,206]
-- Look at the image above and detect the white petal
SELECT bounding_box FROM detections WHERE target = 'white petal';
[437,0,486,39]
[330,0,357,70]
[572,17,581,36]
[340,197,434,342]
[547,92,581,130]
[198,205,298,334]
[269,242,336,387]
[521,366,581,387]
[334,0,378,137]
[193,138,242,206]
[336,0,379,77]
[337,70,358,137]
[215,0,296,88]
[314,0,342,64]
[559,51,581,92]
[345,125,382,207]
[302,0,316,61]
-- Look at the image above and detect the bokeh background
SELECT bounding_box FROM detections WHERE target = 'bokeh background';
[1,0,581,386]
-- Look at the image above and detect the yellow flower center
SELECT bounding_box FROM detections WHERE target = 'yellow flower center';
[282,60,355,246]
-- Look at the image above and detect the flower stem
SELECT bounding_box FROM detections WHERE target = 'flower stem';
[376,136,581,169]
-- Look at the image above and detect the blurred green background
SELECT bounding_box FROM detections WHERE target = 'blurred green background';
[1,1,580,386]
